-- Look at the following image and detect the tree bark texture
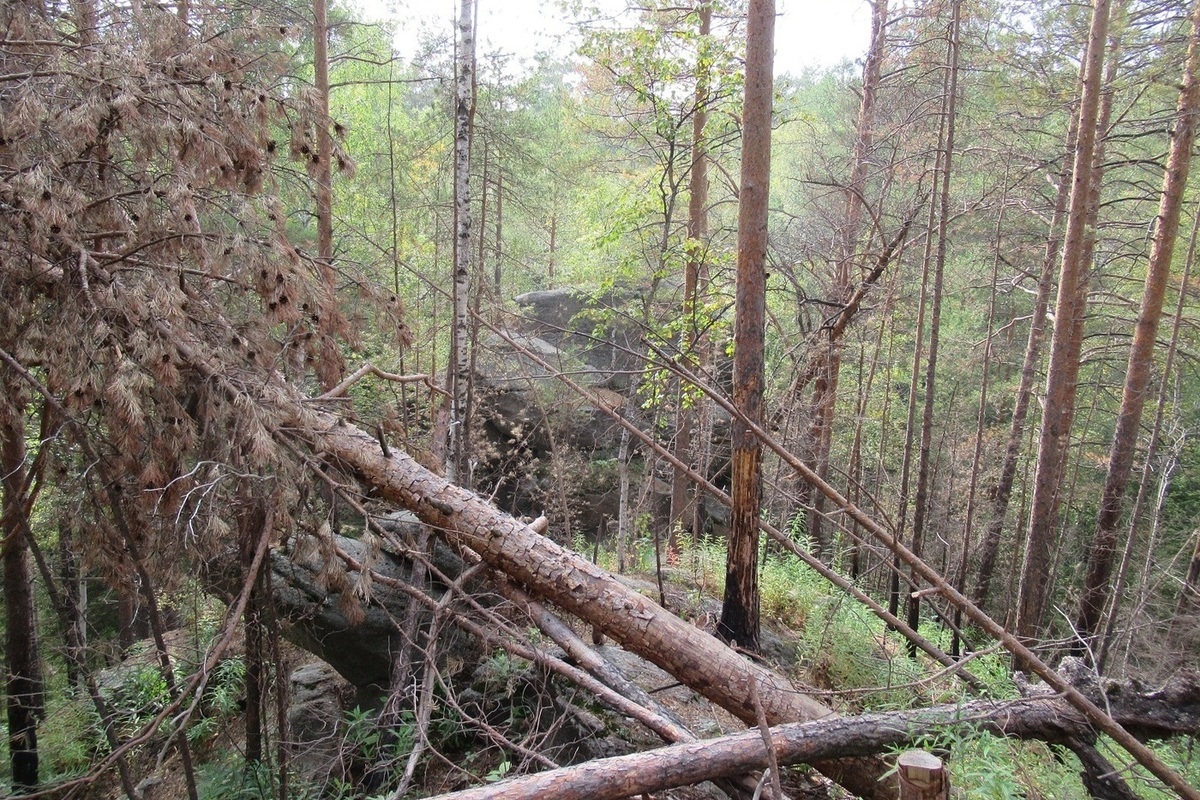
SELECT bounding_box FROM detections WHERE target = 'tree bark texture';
[1017,0,1113,643]
[311,0,343,391]
[1075,0,1200,648]
[449,0,475,485]
[422,663,1200,800]
[313,0,332,268]
[721,0,775,654]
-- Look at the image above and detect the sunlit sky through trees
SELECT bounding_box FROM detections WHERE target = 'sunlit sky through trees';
[352,0,873,77]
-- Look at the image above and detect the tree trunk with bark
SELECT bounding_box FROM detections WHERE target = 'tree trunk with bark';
[1103,206,1199,668]
[908,0,961,645]
[957,171,1007,656]
[311,0,344,392]
[721,0,775,654]
[272,410,892,798]
[804,0,888,560]
[1074,0,1200,651]
[1017,0,1113,644]
[973,112,1077,609]
[240,500,272,764]
[449,0,475,485]
[2,393,42,792]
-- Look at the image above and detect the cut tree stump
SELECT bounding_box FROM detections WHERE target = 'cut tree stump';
[897,750,948,799]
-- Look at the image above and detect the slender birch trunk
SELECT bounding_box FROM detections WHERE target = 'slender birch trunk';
[449,0,475,485]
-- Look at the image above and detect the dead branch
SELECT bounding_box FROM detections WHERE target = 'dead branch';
[315,362,436,400]
[788,211,917,396]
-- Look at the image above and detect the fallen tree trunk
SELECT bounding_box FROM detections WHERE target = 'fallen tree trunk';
[279,407,892,798]
[425,664,1200,800]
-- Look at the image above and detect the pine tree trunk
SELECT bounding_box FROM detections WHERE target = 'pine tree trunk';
[957,170,1007,655]
[1074,0,1200,651]
[616,423,632,574]
[241,500,270,764]
[1113,209,1199,667]
[423,670,1200,800]
[721,0,776,653]
[311,0,342,391]
[1017,0,1114,644]
[2,399,41,792]
[849,287,893,580]
[285,410,891,798]
[494,158,503,297]
[804,0,887,560]
[57,524,86,690]
[892,129,944,625]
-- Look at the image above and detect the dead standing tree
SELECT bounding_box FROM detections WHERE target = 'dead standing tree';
[722,0,775,655]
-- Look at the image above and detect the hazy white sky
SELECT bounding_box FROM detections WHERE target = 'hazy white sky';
[351,0,873,77]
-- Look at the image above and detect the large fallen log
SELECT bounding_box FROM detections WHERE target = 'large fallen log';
[424,664,1200,800]
[273,406,893,798]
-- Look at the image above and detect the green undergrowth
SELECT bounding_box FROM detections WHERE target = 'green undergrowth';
[587,529,1198,798]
